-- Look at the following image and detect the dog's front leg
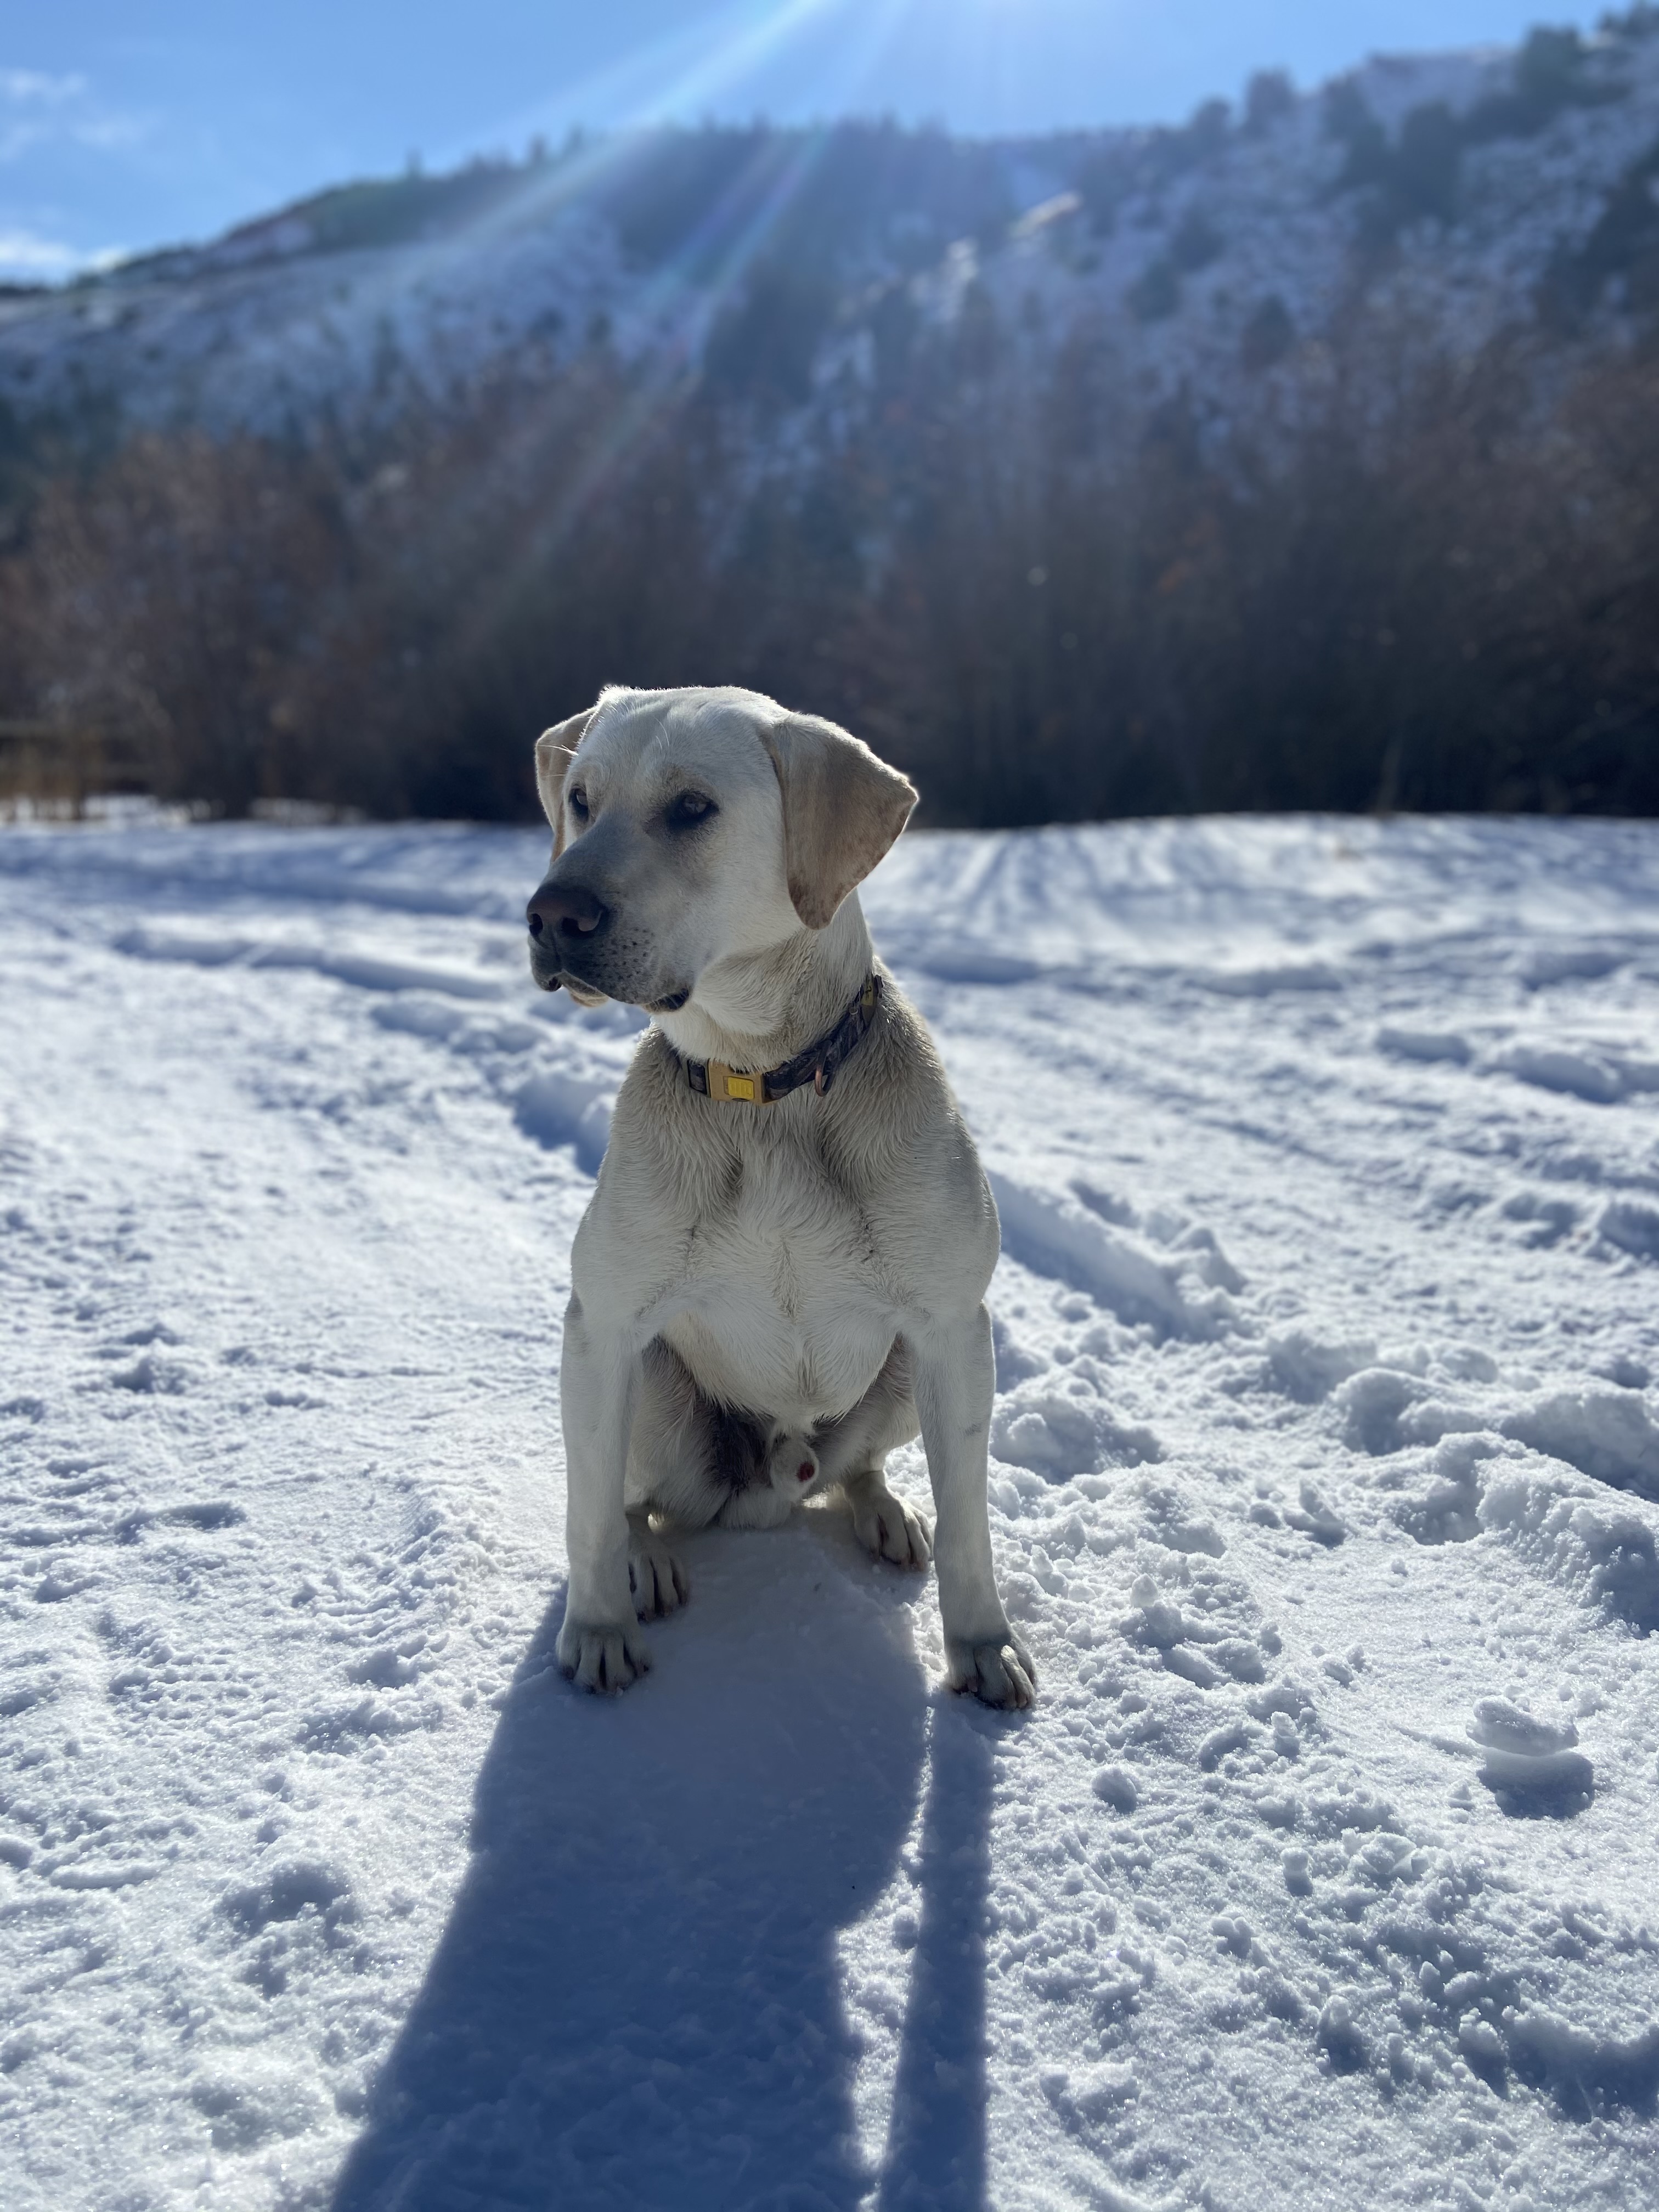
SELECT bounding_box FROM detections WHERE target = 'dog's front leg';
[907,1301,1035,1709]
[556,1293,651,1692]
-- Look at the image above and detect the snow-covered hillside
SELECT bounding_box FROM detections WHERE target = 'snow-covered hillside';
[3,24,1658,444]
[2,811,1658,2210]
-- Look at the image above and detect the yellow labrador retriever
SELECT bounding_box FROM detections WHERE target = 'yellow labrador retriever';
[526,685,1034,1709]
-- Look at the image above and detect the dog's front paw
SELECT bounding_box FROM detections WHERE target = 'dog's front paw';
[557,1616,652,1694]
[947,1630,1036,1710]
[629,1527,689,1619]
[847,1477,933,1571]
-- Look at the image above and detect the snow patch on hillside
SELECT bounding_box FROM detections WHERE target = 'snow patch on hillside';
[5,29,1659,447]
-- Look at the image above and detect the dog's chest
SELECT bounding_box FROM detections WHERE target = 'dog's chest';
[661,1138,896,1421]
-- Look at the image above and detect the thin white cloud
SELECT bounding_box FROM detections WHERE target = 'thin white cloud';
[0,229,126,280]
[71,112,149,153]
[0,225,81,276]
[0,65,149,164]
[0,70,88,105]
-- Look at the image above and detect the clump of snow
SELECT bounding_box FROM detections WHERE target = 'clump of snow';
[1501,1388,1659,1503]
[1468,1695,1595,1813]
[2,810,1658,2208]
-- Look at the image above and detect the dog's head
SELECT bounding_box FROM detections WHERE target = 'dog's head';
[524,686,916,1014]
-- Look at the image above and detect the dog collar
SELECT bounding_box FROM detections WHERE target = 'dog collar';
[684,975,881,1105]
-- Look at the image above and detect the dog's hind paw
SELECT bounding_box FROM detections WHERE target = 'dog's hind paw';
[947,1631,1036,1710]
[557,1617,652,1694]
[628,1528,689,1618]
[847,1476,933,1571]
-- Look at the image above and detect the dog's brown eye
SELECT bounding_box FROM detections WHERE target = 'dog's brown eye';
[667,791,715,830]
[568,787,590,822]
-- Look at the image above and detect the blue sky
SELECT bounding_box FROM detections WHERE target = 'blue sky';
[1,1,1599,280]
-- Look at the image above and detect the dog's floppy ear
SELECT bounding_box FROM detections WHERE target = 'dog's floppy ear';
[757,713,917,929]
[534,707,597,855]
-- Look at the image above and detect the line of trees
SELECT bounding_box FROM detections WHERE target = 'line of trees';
[2,295,1656,823]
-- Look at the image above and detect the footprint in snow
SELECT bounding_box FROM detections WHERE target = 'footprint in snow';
[1283,1481,1347,1545]
[110,1351,190,1395]
[1122,1573,1271,1688]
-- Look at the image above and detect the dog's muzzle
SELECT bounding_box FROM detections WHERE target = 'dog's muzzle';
[527,878,609,992]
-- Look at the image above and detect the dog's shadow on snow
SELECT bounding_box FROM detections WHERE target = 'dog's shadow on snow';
[332,1508,1000,2212]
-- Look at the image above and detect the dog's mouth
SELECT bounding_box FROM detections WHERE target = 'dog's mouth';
[558,972,612,1008]
[527,943,690,1016]
[527,945,603,998]
[528,956,568,995]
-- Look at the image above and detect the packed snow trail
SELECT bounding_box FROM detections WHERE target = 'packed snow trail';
[2,812,1658,2212]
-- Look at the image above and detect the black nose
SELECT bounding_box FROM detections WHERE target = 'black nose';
[527,881,610,941]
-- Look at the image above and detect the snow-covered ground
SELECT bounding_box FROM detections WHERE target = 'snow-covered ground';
[2,810,1658,2212]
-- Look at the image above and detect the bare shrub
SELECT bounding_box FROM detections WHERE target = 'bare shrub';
[0,314,1654,825]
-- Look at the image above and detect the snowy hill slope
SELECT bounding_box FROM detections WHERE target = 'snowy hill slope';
[2,812,1659,2209]
[4,24,1659,445]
